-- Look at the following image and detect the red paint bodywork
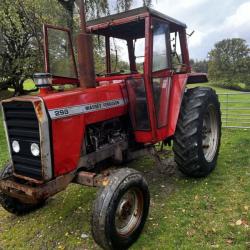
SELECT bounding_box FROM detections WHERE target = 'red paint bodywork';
[39,72,187,177]
[41,84,128,176]
[37,8,204,178]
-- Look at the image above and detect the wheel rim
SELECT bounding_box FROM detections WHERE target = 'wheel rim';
[115,188,144,237]
[202,104,219,162]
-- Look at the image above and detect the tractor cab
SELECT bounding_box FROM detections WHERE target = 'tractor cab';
[43,7,198,143]
[87,7,190,76]
[89,7,192,143]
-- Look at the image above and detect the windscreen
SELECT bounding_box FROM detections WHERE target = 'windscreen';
[47,27,77,79]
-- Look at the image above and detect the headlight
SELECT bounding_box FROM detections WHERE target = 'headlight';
[12,140,20,153]
[31,143,40,157]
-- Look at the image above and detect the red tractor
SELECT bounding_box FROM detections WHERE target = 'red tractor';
[0,3,221,250]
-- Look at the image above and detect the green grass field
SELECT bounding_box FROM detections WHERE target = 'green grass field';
[0,84,249,250]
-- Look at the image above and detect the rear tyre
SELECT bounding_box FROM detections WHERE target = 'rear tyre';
[0,164,46,215]
[91,168,150,250]
[173,87,221,178]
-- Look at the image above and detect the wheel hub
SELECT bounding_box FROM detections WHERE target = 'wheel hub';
[202,104,219,162]
[118,200,133,219]
[115,188,143,236]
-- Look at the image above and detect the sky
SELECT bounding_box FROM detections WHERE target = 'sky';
[130,0,250,60]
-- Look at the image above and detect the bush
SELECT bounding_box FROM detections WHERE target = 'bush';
[212,81,250,92]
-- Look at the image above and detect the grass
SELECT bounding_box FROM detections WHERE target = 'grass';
[0,84,249,249]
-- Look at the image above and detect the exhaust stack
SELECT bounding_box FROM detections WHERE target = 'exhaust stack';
[76,0,96,89]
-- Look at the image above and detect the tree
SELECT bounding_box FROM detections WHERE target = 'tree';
[190,59,208,73]
[0,0,39,94]
[116,0,133,12]
[58,0,153,31]
[0,0,65,94]
[143,0,152,6]
[58,0,76,33]
[208,38,250,84]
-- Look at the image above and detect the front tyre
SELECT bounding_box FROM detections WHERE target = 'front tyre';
[0,193,45,216]
[173,87,221,178]
[91,168,150,250]
[0,164,46,215]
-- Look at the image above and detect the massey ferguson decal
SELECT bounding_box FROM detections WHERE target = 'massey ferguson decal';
[48,99,127,119]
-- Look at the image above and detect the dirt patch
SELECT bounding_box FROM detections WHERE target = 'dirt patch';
[141,149,182,198]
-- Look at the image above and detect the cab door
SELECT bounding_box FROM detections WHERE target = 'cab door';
[151,18,172,140]
[126,17,172,144]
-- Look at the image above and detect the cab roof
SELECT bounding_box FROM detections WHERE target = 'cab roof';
[87,7,187,29]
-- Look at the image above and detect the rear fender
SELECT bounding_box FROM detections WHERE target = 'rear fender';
[166,74,188,137]
[187,73,208,84]
[166,73,208,137]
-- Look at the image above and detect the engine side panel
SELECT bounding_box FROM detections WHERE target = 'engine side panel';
[51,116,85,176]
[42,84,128,177]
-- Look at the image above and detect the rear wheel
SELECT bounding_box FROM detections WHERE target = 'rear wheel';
[173,87,221,178]
[0,164,46,215]
[91,168,150,250]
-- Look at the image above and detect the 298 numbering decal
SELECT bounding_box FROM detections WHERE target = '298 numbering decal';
[54,109,69,117]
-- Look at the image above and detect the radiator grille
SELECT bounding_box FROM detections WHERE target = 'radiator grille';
[2,101,43,180]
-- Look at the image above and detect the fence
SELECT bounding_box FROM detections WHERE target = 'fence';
[218,92,250,129]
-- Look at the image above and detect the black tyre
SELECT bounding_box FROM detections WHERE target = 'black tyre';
[173,87,221,178]
[0,164,45,215]
[91,168,150,250]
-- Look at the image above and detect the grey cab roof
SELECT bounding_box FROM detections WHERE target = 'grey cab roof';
[86,6,187,29]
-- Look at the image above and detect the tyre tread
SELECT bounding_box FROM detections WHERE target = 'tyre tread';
[173,87,221,177]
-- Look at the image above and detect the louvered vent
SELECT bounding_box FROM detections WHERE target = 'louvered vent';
[2,101,43,180]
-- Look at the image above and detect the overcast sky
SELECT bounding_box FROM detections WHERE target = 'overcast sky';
[129,0,250,60]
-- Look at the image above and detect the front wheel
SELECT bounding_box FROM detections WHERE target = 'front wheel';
[0,192,46,216]
[91,168,150,250]
[0,164,46,215]
[173,87,221,178]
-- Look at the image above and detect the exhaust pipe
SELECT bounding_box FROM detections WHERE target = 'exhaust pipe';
[76,0,96,89]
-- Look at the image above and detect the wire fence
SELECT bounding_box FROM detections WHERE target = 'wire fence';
[218,92,250,129]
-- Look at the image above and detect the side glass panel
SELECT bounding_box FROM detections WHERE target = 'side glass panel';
[126,79,150,131]
[152,21,170,72]
[110,38,130,73]
[134,38,145,73]
[152,78,172,128]
[170,31,184,72]
[46,27,77,79]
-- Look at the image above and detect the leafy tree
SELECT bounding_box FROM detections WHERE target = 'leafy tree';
[208,38,250,85]
[58,0,76,33]
[58,0,153,31]
[0,0,65,94]
[116,0,133,12]
[143,0,152,6]
[190,59,208,73]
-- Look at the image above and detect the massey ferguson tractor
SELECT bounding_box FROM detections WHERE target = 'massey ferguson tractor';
[0,2,221,249]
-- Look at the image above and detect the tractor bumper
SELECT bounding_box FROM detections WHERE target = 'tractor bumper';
[0,173,75,204]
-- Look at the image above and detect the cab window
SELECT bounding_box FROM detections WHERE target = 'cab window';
[152,21,170,72]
